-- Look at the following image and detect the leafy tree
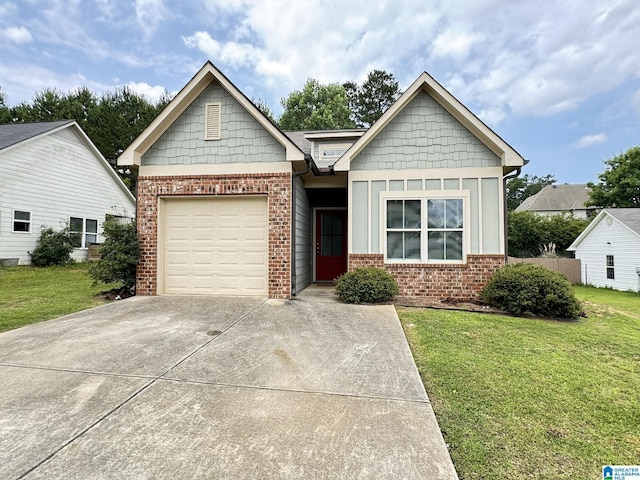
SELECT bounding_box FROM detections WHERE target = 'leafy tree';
[507,211,589,257]
[587,146,640,207]
[88,217,139,288]
[252,98,276,124]
[345,70,402,127]
[0,87,12,122]
[506,173,556,211]
[278,79,355,130]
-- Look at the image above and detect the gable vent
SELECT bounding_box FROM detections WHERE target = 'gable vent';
[204,103,221,140]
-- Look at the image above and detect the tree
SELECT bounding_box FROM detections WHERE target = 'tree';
[587,146,640,207]
[278,79,355,130]
[506,173,556,211]
[252,98,276,124]
[345,70,402,127]
[0,87,12,122]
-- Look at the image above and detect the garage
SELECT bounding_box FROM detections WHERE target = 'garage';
[160,196,269,295]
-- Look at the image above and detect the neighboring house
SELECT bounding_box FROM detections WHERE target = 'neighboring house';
[515,183,597,218]
[568,208,640,292]
[118,62,525,299]
[0,121,136,265]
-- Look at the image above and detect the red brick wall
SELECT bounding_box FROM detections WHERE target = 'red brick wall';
[349,254,505,300]
[136,173,291,298]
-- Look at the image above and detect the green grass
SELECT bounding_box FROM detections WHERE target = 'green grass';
[398,286,640,479]
[0,263,118,332]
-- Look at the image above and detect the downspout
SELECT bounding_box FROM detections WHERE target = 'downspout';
[291,154,313,296]
[503,166,523,263]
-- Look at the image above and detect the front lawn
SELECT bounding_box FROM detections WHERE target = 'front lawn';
[0,263,117,332]
[398,286,640,479]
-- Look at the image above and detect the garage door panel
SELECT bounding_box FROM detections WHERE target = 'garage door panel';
[162,197,269,296]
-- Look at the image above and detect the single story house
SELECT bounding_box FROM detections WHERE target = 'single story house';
[0,121,136,265]
[118,62,525,299]
[515,183,597,219]
[568,208,640,292]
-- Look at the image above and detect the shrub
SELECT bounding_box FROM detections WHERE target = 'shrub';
[88,217,139,288]
[29,226,75,267]
[480,263,582,318]
[335,267,399,304]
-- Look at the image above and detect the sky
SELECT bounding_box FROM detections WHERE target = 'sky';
[1,0,639,184]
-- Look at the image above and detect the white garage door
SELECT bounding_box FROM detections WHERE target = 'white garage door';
[161,196,268,295]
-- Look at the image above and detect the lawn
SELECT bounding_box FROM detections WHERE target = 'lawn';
[0,263,117,332]
[398,286,640,480]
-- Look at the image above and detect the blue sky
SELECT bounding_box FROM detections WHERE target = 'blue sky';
[1,0,639,184]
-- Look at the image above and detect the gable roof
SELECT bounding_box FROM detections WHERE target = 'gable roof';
[118,61,305,166]
[333,71,525,172]
[0,120,135,203]
[516,184,593,213]
[568,208,640,250]
[0,121,73,152]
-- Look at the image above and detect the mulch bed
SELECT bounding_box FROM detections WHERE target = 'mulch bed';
[395,296,507,315]
[97,286,135,301]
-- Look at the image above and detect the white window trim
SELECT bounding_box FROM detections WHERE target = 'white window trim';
[204,102,221,140]
[319,142,352,160]
[380,190,470,264]
[12,209,31,233]
[70,216,99,249]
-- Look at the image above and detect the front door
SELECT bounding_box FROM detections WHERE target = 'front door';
[315,210,347,281]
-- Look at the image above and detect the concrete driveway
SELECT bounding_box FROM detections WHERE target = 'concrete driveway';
[0,287,458,479]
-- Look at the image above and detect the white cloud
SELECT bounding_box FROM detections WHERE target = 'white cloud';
[574,133,607,148]
[125,81,170,103]
[183,31,260,68]
[2,26,33,44]
[135,0,167,36]
[431,29,482,60]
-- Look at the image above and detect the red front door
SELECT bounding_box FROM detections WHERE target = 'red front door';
[315,210,348,281]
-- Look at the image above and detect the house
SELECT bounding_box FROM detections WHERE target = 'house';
[567,208,640,292]
[515,183,597,219]
[0,121,136,265]
[118,62,525,299]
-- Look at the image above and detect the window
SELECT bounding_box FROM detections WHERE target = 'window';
[606,255,615,279]
[13,210,31,232]
[204,103,221,140]
[319,143,351,160]
[384,193,467,263]
[70,217,98,248]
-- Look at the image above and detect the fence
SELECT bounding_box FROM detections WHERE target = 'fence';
[507,257,582,284]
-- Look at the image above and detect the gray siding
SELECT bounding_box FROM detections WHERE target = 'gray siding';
[294,176,312,293]
[351,175,502,255]
[142,81,285,165]
[351,91,500,170]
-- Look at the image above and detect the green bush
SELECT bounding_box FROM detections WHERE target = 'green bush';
[335,267,399,304]
[29,226,75,267]
[88,218,139,288]
[480,263,582,318]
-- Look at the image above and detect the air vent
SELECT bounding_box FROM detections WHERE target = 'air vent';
[204,103,221,140]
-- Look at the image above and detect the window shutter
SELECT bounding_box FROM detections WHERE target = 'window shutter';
[205,103,221,140]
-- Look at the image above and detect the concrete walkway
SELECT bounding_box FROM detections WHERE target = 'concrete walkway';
[0,286,458,479]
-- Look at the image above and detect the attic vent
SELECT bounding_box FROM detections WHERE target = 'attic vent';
[204,103,221,140]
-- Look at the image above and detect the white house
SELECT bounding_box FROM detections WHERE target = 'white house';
[0,121,136,265]
[567,208,640,292]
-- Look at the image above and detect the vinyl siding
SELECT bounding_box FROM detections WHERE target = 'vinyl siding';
[351,91,500,171]
[573,216,640,292]
[294,176,312,293]
[142,81,285,166]
[0,127,135,264]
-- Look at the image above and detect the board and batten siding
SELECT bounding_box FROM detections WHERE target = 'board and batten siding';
[573,216,640,292]
[0,127,135,264]
[351,91,501,171]
[294,176,312,293]
[349,168,503,256]
[142,81,285,166]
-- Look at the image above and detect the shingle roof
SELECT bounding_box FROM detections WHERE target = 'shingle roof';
[282,131,312,156]
[516,184,593,212]
[0,121,73,151]
[606,208,640,236]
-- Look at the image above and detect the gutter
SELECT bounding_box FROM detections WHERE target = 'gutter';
[503,165,524,262]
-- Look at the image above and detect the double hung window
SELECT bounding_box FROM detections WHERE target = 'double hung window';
[384,193,466,263]
[70,217,98,248]
[13,210,31,232]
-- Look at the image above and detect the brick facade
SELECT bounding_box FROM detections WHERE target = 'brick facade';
[349,254,505,300]
[136,173,291,299]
